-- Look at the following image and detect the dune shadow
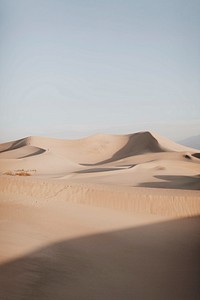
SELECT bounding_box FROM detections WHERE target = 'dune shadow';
[0,138,27,153]
[192,153,200,159]
[0,217,199,300]
[81,132,164,166]
[138,175,200,190]
[19,148,46,159]
[75,165,136,174]
[0,138,46,159]
[75,167,120,174]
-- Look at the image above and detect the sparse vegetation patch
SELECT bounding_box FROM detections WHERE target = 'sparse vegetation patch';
[3,169,36,176]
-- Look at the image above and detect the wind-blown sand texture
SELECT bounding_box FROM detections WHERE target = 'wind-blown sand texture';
[0,131,200,299]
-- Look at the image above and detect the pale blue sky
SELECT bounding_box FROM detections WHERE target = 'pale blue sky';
[0,0,200,142]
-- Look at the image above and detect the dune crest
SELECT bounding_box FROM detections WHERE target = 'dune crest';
[0,131,199,187]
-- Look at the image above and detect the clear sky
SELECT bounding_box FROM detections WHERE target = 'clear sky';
[0,0,199,142]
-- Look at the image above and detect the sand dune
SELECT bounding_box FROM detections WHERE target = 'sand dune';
[0,131,199,184]
[0,145,45,159]
[0,131,200,299]
[0,131,197,160]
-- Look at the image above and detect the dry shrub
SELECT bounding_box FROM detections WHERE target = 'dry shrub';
[3,169,34,176]
[15,171,31,176]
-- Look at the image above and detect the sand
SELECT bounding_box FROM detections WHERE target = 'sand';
[0,131,200,299]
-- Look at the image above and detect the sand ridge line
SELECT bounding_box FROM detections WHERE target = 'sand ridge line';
[0,176,200,217]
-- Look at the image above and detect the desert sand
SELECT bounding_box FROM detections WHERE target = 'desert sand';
[0,131,200,299]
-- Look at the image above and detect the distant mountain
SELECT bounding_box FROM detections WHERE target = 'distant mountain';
[178,135,200,150]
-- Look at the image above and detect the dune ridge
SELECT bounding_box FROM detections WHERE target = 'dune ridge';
[0,131,198,160]
[0,131,199,188]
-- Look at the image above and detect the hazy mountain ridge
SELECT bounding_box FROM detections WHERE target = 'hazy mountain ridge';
[178,135,200,150]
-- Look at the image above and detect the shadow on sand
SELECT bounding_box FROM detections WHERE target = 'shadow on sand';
[19,148,46,159]
[81,132,163,166]
[139,175,200,190]
[0,138,27,153]
[0,217,199,300]
[192,153,200,159]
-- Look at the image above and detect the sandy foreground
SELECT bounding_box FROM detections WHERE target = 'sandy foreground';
[0,131,200,299]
